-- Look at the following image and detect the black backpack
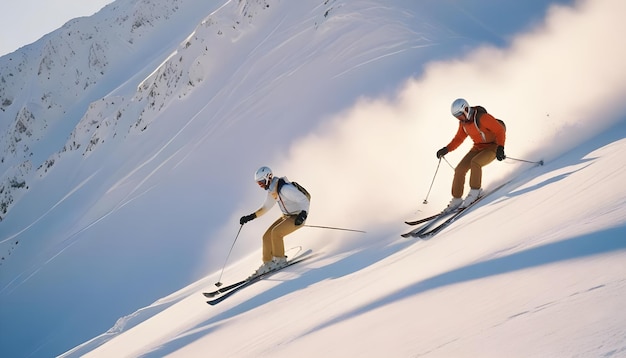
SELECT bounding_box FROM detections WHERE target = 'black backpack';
[277,177,311,200]
[473,105,506,130]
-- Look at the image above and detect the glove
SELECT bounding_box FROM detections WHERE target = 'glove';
[294,210,307,226]
[239,213,256,225]
[436,147,449,159]
[496,145,506,161]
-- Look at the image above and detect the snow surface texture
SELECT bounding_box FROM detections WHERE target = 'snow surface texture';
[1,0,625,357]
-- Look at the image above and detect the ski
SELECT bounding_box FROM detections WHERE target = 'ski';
[204,247,306,298]
[414,159,544,239]
[205,253,317,306]
[401,212,454,238]
[418,159,543,239]
[404,213,442,226]
[203,280,247,298]
[418,181,510,239]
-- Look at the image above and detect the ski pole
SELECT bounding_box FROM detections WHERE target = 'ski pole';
[304,224,366,233]
[506,156,544,166]
[442,156,455,170]
[423,158,442,204]
[215,224,244,287]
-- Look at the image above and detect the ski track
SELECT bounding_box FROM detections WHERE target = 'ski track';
[0,171,100,244]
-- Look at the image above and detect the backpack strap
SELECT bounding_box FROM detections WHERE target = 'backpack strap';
[276,177,289,212]
[462,106,487,142]
[473,106,487,128]
[472,106,487,142]
[277,177,286,192]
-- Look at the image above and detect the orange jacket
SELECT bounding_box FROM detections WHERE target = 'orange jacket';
[446,107,506,151]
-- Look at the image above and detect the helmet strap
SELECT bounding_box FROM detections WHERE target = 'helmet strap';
[265,175,273,189]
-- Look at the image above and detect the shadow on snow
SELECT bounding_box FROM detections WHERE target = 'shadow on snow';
[297,225,626,338]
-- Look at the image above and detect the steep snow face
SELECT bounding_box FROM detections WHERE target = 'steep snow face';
[14,0,454,223]
[0,0,223,220]
[1,0,430,220]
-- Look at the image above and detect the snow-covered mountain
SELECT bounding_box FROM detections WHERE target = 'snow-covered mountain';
[1,0,625,357]
[0,0,226,220]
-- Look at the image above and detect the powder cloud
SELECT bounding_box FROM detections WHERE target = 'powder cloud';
[280,0,626,239]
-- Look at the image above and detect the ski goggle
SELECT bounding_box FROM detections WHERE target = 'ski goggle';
[453,106,469,118]
[257,176,271,187]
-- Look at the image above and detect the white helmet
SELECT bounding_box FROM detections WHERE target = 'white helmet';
[451,98,470,118]
[254,166,273,187]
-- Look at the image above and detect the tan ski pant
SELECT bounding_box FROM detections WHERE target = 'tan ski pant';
[452,144,498,198]
[262,215,302,262]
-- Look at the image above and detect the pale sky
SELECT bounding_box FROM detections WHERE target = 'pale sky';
[0,0,114,57]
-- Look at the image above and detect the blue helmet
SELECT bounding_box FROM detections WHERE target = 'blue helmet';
[451,98,470,118]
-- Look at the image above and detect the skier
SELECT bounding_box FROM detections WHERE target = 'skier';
[436,98,506,213]
[239,166,310,278]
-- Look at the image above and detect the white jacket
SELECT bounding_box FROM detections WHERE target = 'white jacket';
[254,177,310,217]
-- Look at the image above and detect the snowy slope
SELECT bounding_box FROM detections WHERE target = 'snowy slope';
[1,0,626,357]
[69,125,626,358]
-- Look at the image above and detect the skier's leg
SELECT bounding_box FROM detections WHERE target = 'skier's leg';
[452,150,478,198]
[269,215,301,259]
[262,218,284,262]
[469,144,497,190]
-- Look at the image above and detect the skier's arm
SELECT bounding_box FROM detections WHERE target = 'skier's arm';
[254,191,276,218]
[240,192,275,225]
[446,123,468,152]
